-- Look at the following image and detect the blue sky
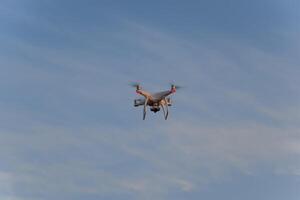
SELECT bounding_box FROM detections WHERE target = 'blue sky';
[0,0,300,199]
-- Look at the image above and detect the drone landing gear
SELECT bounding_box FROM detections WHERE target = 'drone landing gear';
[161,104,169,120]
[143,98,148,120]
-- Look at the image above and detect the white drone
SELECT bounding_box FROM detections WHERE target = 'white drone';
[131,83,181,120]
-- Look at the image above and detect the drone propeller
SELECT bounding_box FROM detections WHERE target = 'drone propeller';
[129,82,141,90]
[170,83,183,91]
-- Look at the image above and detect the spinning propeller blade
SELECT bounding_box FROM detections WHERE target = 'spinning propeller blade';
[129,82,141,90]
[170,83,183,91]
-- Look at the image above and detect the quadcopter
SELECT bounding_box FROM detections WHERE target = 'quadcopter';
[131,83,181,120]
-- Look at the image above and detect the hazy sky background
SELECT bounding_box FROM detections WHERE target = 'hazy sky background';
[1,0,300,199]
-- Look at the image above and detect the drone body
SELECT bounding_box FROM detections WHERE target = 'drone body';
[132,83,180,120]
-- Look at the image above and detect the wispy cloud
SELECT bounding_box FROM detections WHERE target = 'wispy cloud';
[2,119,300,199]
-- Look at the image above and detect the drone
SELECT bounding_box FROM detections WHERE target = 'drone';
[131,83,181,120]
